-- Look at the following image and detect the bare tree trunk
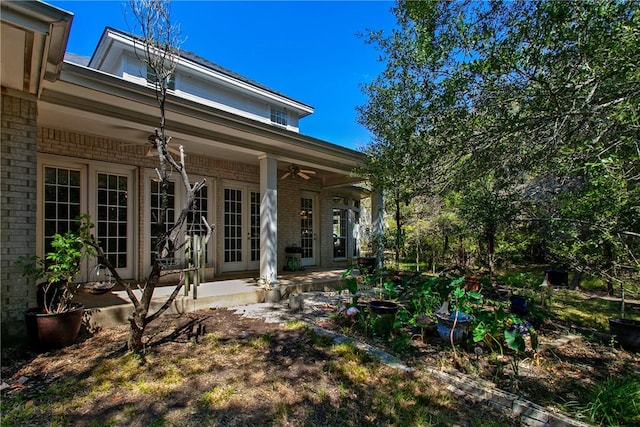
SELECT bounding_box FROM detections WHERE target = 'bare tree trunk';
[570,270,582,290]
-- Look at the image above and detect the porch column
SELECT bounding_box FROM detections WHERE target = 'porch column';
[259,155,278,284]
[371,189,384,268]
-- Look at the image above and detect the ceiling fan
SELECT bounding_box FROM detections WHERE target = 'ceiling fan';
[113,126,184,157]
[145,133,183,157]
[280,164,316,180]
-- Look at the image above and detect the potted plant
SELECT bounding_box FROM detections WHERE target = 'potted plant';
[367,270,401,338]
[17,215,96,349]
[435,276,481,345]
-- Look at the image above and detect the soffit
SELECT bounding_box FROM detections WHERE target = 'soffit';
[0,1,72,95]
[38,63,366,186]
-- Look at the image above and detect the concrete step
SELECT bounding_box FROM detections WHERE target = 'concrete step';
[74,269,345,329]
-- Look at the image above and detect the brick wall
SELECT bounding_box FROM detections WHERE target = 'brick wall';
[1,93,39,342]
[3,122,361,337]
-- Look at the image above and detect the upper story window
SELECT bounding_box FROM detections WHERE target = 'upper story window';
[147,64,175,91]
[270,107,288,126]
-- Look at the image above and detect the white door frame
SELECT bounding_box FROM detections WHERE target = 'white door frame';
[221,181,260,273]
[300,191,318,267]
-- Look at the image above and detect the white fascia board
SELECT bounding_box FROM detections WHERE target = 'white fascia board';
[89,30,132,70]
[54,61,364,168]
[0,1,72,34]
[95,29,313,117]
[2,0,72,87]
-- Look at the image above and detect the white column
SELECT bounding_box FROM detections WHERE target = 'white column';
[259,155,278,284]
[371,189,384,268]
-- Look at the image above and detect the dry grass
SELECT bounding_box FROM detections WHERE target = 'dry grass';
[1,309,515,427]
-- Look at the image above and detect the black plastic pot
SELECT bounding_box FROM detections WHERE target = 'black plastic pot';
[609,318,640,352]
[24,303,84,350]
[368,300,398,337]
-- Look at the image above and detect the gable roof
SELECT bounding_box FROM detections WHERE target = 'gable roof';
[88,27,313,116]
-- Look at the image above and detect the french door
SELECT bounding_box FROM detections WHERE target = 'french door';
[222,183,260,272]
[40,159,136,281]
[300,193,317,266]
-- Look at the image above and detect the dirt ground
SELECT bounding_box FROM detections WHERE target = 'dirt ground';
[1,301,639,426]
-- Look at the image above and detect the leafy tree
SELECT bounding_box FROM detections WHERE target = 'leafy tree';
[360,0,639,287]
[455,175,520,280]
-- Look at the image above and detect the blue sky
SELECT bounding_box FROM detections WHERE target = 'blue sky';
[47,0,398,150]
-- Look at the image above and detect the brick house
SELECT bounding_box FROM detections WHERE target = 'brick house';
[1,1,383,341]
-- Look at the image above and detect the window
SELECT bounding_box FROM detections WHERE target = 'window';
[43,166,82,253]
[150,179,175,264]
[332,196,361,259]
[224,188,242,263]
[270,107,287,126]
[147,64,175,91]
[40,159,135,279]
[97,173,128,268]
[250,191,260,262]
[187,186,209,260]
[333,208,347,258]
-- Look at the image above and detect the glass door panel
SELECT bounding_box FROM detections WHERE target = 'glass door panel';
[222,186,260,272]
[300,196,316,266]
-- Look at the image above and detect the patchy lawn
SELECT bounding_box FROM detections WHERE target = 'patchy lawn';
[2,309,515,427]
[2,285,639,426]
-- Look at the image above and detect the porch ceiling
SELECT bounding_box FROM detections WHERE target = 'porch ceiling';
[38,62,366,188]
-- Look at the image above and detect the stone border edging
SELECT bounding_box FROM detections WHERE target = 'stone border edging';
[310,326,591,427]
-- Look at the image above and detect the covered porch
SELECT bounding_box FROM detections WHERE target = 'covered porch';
[73,268,351,330]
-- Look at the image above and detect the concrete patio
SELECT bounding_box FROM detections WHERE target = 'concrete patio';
[74,268,347,329]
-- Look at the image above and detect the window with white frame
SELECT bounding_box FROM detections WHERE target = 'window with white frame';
[145,172,213,273]
[147,64,175,91]
[43,166,82,253]
[96,172,129,268]
[270,107,287,126]
[186,185,209,260]
[40,159,135,279]
[150,179,176,264]
[332,197,361,259]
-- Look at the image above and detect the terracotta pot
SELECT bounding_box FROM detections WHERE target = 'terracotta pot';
[24,303,84,350]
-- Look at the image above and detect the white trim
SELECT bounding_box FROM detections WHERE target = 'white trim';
[300,191,319,266]
[220,180,260,273]
[91,29,314,117]
[88,163,137,279]
[36,156,88,260]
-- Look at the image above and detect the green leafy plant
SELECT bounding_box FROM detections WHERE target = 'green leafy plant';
[16,215,96,314]
[339,267,360,307]
[582,376,640,426]
[447,277,483,315]
[404,275,445,327]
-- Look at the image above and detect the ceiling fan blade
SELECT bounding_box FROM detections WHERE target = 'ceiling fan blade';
[297,171,311,180]
[280,172,291,180]
[300,169,316,174]
[146,145,183,157]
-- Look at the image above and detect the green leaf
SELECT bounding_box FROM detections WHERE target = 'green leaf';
[504,329,525,352]
[473,323,488,343]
